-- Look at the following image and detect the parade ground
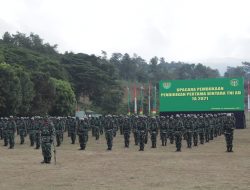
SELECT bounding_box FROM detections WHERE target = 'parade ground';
[0,123,249,190]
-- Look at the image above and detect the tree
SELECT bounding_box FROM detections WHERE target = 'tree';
[49,78,76,116]
[0,63,22,116]
[30,72,56,116]
[16,68,35,115]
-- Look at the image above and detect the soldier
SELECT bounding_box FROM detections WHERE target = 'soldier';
[93,117,101,140]
[28,117,36,146]
[34,117,41,149]
[2,118,8,146]
[104,115,115,150]
[132,117,139,145]
[0,117,4,139]
[68,117,77,144]
[41,117,55,164]
[6,116,16,149]
[185,115,193,148]
[17,117,27,144]
[159,116,168,146]
[223,113,235,152]
[149,117,158,148]
[193,115,199,146]
[77,118,89,150]
[137,116,147,151]
[118,115,124,135]
[209,114,215,140]
[55,118,64,147]
[174,115,184,152]
[204,115,210,142]
[198,115,205,144]
[123,117,131,148]
[168,116,175,144]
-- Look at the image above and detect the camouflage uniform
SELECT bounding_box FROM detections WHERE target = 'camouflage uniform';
[149,117,158,148]
[0,118,4,139]
[168,117,175,144]
[17,118,27,144]
[55,118,64,147]
[105,117,115,150]
[41,118,55,164]
[6,117,16,149]
[198,116,205,144]
[123,117,131,148]
[193,116,199,146]
[185,116,193,148]
[132,118,139,145]
[159,116,168,146]
[77,118,89,150]
[223,114,235,152]
[68,118,77,144]
[174,116,184,152]
[137,117,147,151]
[34,119,41,149]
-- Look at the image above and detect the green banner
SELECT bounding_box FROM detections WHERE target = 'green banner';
[159,78,244,112]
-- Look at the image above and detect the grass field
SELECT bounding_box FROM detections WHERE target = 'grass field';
[0,122,250,190]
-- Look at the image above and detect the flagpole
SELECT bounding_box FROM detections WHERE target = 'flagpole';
[148,82,151,116]
[127,85,131,115]
[134,83,137,114]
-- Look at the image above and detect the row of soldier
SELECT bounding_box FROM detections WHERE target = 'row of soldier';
[0,113,235,155]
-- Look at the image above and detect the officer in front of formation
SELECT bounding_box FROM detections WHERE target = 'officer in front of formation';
[40,117,55,164]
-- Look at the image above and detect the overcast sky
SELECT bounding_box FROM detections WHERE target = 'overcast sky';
[1,0,250,73]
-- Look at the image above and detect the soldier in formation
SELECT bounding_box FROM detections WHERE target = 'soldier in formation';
[77,118,89,150]
[0,113,237,164]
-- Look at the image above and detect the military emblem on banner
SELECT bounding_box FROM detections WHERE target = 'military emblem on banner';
[230,79,239,87]
[163,82,171,89]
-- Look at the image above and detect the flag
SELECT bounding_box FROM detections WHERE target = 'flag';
[152,86,157,115]
[134,83,137,114]
[127,86,131,115]
[139,86,144,115]
[148,81,151,116]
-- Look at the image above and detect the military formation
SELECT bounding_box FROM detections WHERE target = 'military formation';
[0,113,236,164]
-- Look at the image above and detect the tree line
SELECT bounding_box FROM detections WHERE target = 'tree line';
[1,31,245,116]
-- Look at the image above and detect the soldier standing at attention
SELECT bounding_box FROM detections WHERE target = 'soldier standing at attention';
[223,113,235,152]
[132,116,139,145]
[123,116,131,148]
[2,118,8,146]
[174,115,184,152]
[159,116,168,146]
[68,117,77,144]
[34,117,41,149]
[55,117,64,147]
[149,117,158,148]
[41,117,55,164]
[17,117,27,144]
[193,115,199,146]
[77,118,89,150]
[137,116,147,151]
[185,115,193,148]
[0,117,4,139]
[7,116,16,149]
[104,115,115,150]
[198,115,205,144]
[28,117,36,146]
